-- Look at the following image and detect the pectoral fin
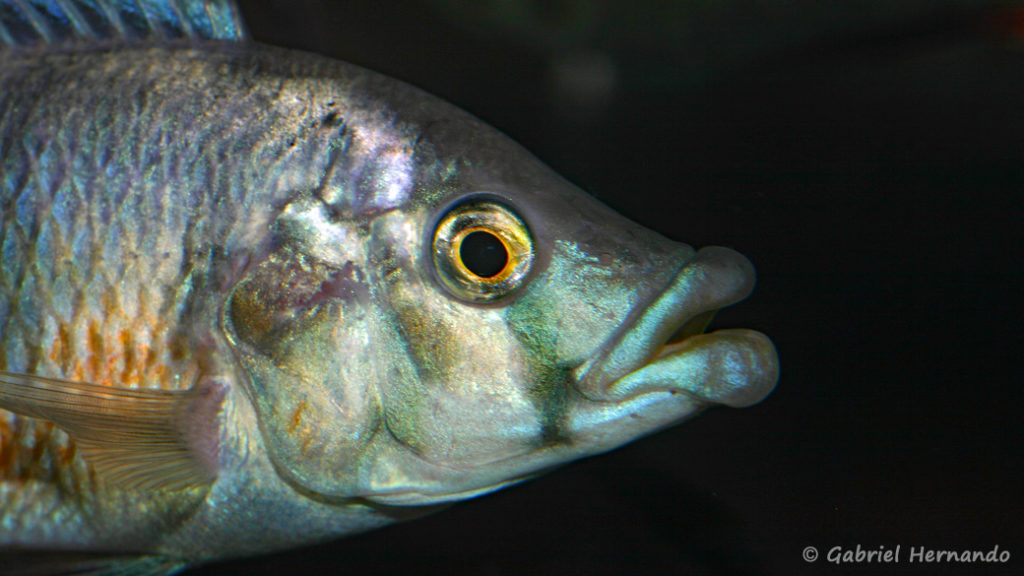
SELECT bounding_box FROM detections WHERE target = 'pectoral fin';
[0,551,186,576]
[0,371,224,491]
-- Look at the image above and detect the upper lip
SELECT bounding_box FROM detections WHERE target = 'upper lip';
[573,246,758,400]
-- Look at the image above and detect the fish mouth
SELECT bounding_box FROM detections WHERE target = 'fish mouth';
[357,247,777,508]
[574,246,779,408]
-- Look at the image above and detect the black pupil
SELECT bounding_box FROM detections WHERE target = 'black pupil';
[460,231,508,278]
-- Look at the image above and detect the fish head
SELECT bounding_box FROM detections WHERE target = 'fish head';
[221,82,778,508]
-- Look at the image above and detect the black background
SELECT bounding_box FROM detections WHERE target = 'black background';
[192,2,1022,575]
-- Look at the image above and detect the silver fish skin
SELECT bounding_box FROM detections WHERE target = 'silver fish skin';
[0,39,778,571]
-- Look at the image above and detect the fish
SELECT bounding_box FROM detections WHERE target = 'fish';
[0,1,779,574]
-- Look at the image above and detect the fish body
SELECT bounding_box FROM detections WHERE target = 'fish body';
[0,2,778,573]
[0,42,388,559]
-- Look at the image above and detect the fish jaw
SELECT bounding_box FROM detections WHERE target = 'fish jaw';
[610,329,778,408]
[549,245,778,482]
[574,245,779,407]
[356,246,777,507]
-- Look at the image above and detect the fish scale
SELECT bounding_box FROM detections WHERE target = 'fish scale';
[0,43,434,556]
[0,74,185,537]
[0,2,778,573]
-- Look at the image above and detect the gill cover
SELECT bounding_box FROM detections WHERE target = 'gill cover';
[224,195,386,498]
[220,177,693,505]
[222,192,551,500]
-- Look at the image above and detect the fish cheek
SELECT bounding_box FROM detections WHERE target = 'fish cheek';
[391,296,562,469]
[223,249,382,496]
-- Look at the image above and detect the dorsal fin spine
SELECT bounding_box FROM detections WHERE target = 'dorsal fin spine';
[0,17,13,45]
[55,0,98,39]
[97,0,128,37]
[0,0,246,48]
[136,0,166,39]
[167,0,192,37]
[12,0,53,43]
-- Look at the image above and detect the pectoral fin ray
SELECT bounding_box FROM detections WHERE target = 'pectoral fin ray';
[0,371,224,491]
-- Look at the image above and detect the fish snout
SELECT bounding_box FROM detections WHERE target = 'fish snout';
[574,246,778,407]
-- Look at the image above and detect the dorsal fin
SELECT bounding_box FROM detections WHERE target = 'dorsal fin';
[0,0,247,48]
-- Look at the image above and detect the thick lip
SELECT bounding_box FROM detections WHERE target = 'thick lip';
[361,250,777,507]
[573,246,778,407]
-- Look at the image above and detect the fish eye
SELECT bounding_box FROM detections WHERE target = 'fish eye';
[432,199,534,302]
[459,230,508,278]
